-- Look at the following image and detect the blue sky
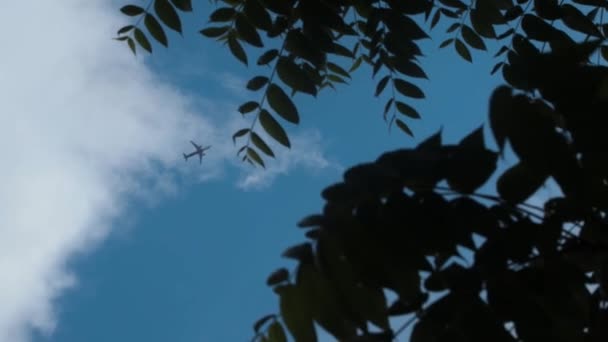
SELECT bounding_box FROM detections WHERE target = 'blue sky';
[0,2,518,342]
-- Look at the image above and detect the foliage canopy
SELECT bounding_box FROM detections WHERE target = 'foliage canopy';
[116,0,608,341]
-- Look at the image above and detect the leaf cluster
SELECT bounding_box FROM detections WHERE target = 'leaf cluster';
[253,43,608,341]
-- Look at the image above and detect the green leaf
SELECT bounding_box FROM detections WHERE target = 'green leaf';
[120,5,144,16]
[251,132,275,157]
[134,28,152,53]
[393,78,425,99]
[247,147,265,168]
[395,101,421,119]
[267,268,289,286]
[247,76,269,91]
[117,25,134,35]
[259,109,291,147]
[228,34,248,65]
[154,0,182,33]
[375,75,390,97]
[238,101,259,114]
[266,84,299,124]
[209,7,236,22]
[455,39,472,62]
[144,14,168,47]
[276,57,317,96]
[395,119,414,137]
[267,321,288,342]
[257,49,279,65]
[462,25,486,50]
[200,26,230,38]
[232,128,250,144]
[235,14,263,47]
[170,0,192,12]
[497,162,548,203]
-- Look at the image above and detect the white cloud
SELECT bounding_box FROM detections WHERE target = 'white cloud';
[0,1,334,341]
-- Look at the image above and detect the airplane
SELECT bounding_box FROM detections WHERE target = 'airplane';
[183,141,211,164]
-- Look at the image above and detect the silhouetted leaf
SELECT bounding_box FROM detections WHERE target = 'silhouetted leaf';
[251,132,275,157]
[489,86,512,151]
[455,39,472,62]
[134,28,152,53]
[170,0,192,12]
[232,128,250,144]
[244,0,272,31]
[238,101,259,114]
[200,26,230,38]
[395,119,414,136]
[117,25,134,35]
[247,147,265,168]
[297,215,323,228]
[154,0,182,33]
[228,34,248,65]
[120,5,144,16]
[395,101,421,119]
[439,38,454,48]
[497,162,548,203]
[247,76,269,91]
[267,268,289,286]
[127,37,136,55]
[267,321,287,342]
[375,75,390,96]
[259,109,291,147]
[257,49,279,65]
[254,314,276,333]
[276,57,317,96]
[393,78,425,98]
[276,285,317,342]
[235,14,263,47]
[462,25,486,50]
[209,7,236,22]
[561,4,602,37]
[144,14,168,47]
[266,83,300,123]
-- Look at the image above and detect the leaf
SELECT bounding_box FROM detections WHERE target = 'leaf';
[439,0,468,9]
[251,132,275,157]
[455,39,472,62]
[462,25,486,50]
[439,38,454,48]
[497,162,548,203]
[431,10,441,29]
[349,56,363,72]
[276,57,317,96]
[154,0,182,33]
[395,101,421,119]
[257,49,279,65]
[199,26,230,38]
[228,34,248,65]
[266,84,299,124]
[120,5,145,16]
[238,101,259,114]
[247,147,265,168]
[144,14,168,47]
[267,268,290,286]
[393,60,428,79]
[276,285,317,342]
[209,7,236,22]
[254,314,276,333]
[327,62,351,78]
[134,28,152,53]
[297,215,323,228]
[491,62,503,75]
[282,243,313,261]
[232,128,250,144]
[395,119,414,137]
[393,78,425,99]
[259,109,291,147]
[561,4,602,37]
[247,76,269,91]
[127,37,136,55]
[488,86,512,151]
[235,14,263,47]
[170,0,192,12]
[116,25,134,35]
[267,321,288,342]
[375,75,390,97]
[383,98,394,120]
[244,0,272,31]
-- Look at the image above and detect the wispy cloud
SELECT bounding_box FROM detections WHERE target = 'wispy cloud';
[0,1,334,341]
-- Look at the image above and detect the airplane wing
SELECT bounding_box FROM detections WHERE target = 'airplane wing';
[190,141,202,149]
